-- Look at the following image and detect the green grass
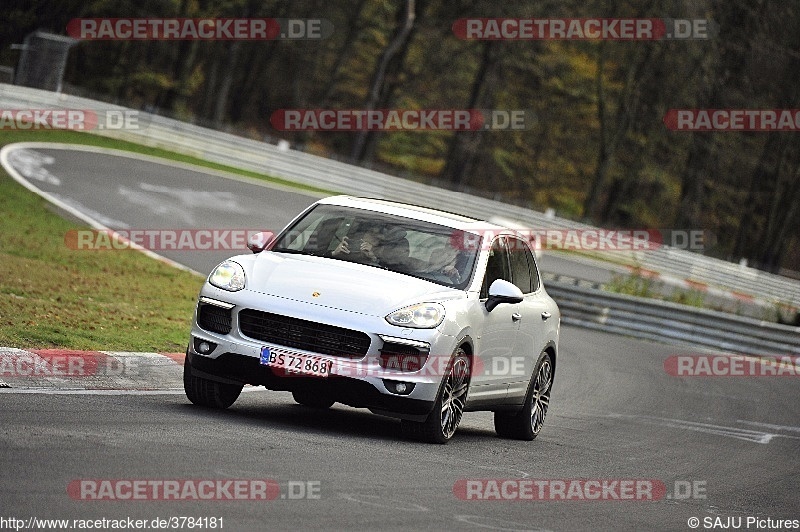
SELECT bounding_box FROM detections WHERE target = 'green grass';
[604,272,659,299]
[668,289,707,308]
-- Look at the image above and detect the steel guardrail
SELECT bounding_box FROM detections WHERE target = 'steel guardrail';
[546,282,800,357]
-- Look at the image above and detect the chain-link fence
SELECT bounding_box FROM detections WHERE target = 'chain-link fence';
[14,31,76,92]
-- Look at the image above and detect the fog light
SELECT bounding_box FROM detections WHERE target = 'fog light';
[193,337,217,355]
[383,379,415,395]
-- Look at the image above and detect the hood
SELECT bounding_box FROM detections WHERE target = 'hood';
[244,251,461,316]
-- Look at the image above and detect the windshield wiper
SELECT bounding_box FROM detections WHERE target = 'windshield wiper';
[270,247,319,256]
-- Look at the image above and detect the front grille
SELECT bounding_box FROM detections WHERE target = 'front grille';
[198,304,232,334]
[238,309,371,358]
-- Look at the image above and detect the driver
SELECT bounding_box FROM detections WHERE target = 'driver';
[332,225,410,268]
[331,226,384,264]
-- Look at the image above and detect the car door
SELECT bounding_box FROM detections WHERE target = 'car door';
[506,237,551,401]
[469,237,520,404]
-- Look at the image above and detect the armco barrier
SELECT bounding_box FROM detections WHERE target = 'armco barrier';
[0,83,798,310]
[546,282,800,357]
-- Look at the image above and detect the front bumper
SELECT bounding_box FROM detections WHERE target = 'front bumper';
[186,350,435,421]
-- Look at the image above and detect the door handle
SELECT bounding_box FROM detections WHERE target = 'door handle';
[511,312,522,322]
[541,311,552,320]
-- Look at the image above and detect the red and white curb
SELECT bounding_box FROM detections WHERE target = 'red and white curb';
[0,348,186,393]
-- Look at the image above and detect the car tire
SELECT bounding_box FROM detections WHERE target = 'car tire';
[401,346,471,444]
[494,350,553,441]
[292,389,335,409]
[183,355,243,409]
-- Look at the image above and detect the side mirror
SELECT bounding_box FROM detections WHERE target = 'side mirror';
[486,279,524,312]
[247,231,274,254]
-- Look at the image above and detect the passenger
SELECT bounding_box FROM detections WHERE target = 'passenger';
[421,242,462,282]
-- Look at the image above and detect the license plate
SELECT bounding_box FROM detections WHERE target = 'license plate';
[260,346,332,378]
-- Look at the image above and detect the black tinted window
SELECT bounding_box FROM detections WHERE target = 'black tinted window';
[525,245,541,292]
[480,238,511,298]
[508,238,534,293]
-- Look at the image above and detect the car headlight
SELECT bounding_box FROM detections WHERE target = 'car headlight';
[385,303,445,329]
[208,260,246,292]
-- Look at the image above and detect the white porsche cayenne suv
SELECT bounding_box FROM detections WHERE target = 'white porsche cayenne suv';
[184,196,560,443]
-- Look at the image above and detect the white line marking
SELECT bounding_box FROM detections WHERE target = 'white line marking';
[607,413,799,444]
[455,515,552,532]
[339,493,429,512]
[736,420,800,433]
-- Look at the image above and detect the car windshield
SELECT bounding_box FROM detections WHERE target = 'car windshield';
[271,204,480,289]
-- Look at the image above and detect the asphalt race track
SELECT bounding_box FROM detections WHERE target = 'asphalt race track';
[1,145,798,531]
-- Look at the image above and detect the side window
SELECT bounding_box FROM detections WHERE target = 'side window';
[525,245,541,292]
[480,238,511,298]
[508,238,534,294]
